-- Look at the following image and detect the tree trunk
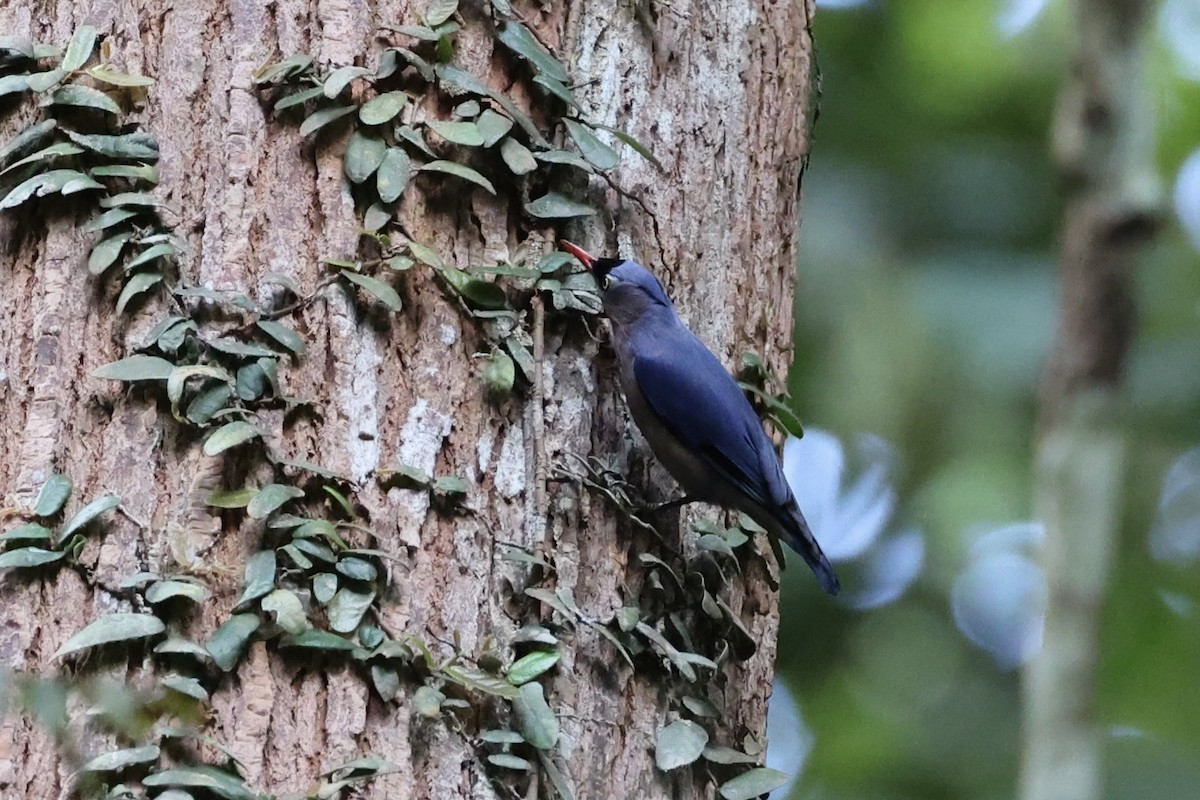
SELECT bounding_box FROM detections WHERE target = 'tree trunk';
[1023,1,1160,799]
[0,1,816,798]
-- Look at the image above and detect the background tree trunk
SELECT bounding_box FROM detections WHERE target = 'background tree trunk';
[0,1,816,797]
[1023,1,1160,799]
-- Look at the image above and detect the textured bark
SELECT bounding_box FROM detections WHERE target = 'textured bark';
[1023,1,1160,799]
[0,1,816,798]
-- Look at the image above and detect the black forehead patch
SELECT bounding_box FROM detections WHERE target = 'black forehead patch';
[592,258,624,282]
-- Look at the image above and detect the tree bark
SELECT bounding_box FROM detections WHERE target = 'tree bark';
[0,1,816,798]
[1023,1,1160,799]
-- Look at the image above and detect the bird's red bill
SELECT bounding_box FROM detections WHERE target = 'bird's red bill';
[560,240,596,270]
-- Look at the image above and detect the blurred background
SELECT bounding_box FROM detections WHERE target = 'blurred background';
[766,0,1200,798]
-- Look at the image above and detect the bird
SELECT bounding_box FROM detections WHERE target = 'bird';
[561,240,840,596]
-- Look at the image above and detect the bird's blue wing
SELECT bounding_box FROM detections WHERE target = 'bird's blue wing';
[631,335,783,510]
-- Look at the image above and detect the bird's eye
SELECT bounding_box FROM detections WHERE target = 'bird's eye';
[602,275,612,289]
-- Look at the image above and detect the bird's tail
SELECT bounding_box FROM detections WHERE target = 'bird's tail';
[777,504,840,596]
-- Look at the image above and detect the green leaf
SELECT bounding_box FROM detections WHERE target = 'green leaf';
[419,160,495,193]
[496,22,568,83]
[406,241,445,269]
[427,120,483,146]
[413,685,445,718]
[499,137,537,175]
[563,119,619,170]
[376,147,411,203]
[717,768,790,800]
[327,586,375,633]
[153,635,212,660]
[203,421,263,456]
[274,85,325,111]
[702,746,759,765]
[424,0,459,26]
[100,191,159,208]
[313,572,338,604]
[85,65,156,87]
[513,681,559,750]
[342,270,402,311]
[299,105,355,137]
[596,124,665,171]
[61,174,105,195]
[506,650,560,685]
[65,129,159,160]
[0,142,85,177]
[146,579,210,604]
[42,84,121,114]
[1,119,58,163]
[261,589,308,634]
[481,729,525,744]
[453,99,480,118]
[25,68,65,93]
[143,766,256,800]
[533,150,591,174]
[344,130,387,184]
[206,488,252,508]
[537,751,575,800]
[256,320,306,354]
[335,556,378,582]
[683,695,721,718]
[397,124,435,157]
[56,494,121,545]
[162,674,209,700]
[359,91,408,125]
[252,53,314,84]
[85,207,141,232]
[442,664,521,700]
[482,350,515,396]
[208,337,276,358]
[440,268,508,309]
[34,473,72,517]
[433,64,489,95]
[393,48,436,81]
[387,24,440,42]
[476,109,513,147]
[525,192,595,219]
[238,360,270,400]
[0,169,88,209]
[187,383,233,425]
[125,242,176,271]
[54,613,164,659]
[533,74,579,109]
[205,613,261,672]
[0,548,65,569]
[62,25,99,72]
[88,231,133,275]
[279,629,358,651]
[655,720,708,771]
[90,162,158,183]
[80,744,160,773]
[487,753,532,771]
[116,271,162,314]
[0,523,54,543]
[0,74,29,98]
[323,65,372,98]
[237,550,277,607]
[167,365,232,412]
[92,354,174,382]
[247,483,304,520]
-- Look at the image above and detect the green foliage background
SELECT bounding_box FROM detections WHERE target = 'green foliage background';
[777,2,1200,798]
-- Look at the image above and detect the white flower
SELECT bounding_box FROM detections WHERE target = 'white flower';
[951,522,1047,669]
[783,429,922,608]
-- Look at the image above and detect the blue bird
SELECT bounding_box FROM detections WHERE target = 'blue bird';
[562,241,840,595]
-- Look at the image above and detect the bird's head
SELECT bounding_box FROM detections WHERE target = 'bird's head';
[560,241,674,326]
